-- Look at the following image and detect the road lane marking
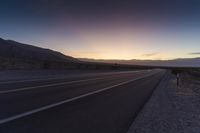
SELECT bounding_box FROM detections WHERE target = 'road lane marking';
[0,77,108,94]
[0,70,143,84]
[0,70,151,94]
[0,71,160,125]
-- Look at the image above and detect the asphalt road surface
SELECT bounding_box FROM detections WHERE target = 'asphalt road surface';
[0,69,165,133]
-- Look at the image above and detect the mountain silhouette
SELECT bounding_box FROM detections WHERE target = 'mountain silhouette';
[79,58,200,67]
[0,38,78,62]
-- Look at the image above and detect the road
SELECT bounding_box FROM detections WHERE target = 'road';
[0,69,165,133]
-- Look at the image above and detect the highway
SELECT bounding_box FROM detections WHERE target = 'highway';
[0,69,165,133]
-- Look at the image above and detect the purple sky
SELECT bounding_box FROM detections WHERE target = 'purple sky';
[1,0,200,59]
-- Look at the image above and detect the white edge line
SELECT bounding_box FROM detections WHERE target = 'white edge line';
[0,70,144,84]
[0,72,159,125]
[0,70,150,94]
[0,77,106,94]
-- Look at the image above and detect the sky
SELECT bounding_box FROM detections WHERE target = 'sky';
[0,0,200,60]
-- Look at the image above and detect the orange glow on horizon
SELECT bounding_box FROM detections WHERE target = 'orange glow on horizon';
[44,24,200,60]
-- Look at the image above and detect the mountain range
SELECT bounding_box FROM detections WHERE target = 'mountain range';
[0,38,78,63]
[79,58,200,67]
[0,37,199,69]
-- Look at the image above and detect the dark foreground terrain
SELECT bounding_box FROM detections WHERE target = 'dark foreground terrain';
[0,69,165,133]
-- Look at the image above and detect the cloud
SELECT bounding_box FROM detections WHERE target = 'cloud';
[141,52,158,57]
[188,52,200,55]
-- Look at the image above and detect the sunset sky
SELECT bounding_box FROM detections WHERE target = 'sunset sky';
[1,0,200,60]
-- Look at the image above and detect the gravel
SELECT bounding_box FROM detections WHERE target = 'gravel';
[127,71,200,133]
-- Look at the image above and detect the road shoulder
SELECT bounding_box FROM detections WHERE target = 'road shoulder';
[127,71,200,133]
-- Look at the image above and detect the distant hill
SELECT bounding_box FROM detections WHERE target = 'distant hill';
[79,58,200,67]
[0,38,78,62]
[0,38,79,69]
[1,37,199,69]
